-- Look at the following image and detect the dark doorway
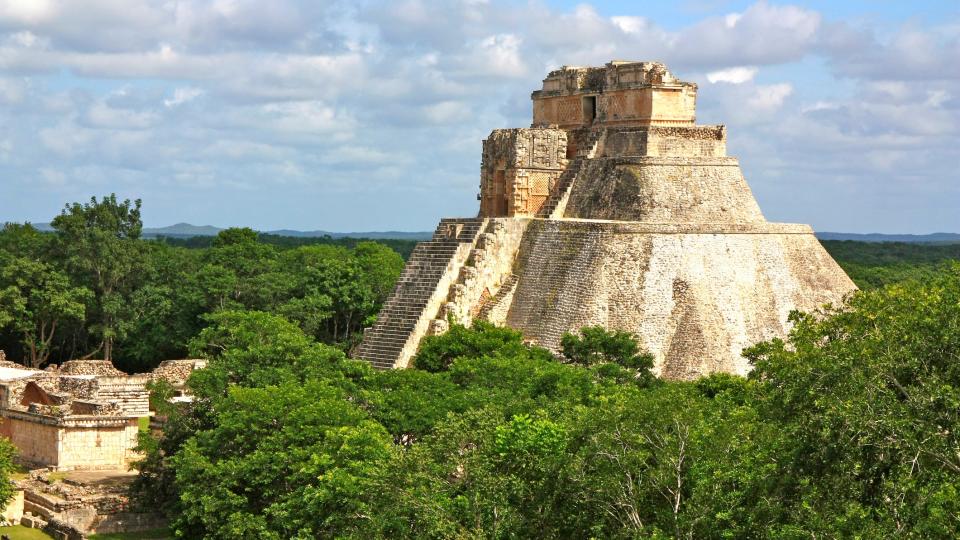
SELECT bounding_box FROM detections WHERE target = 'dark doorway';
[582,96,597,123]
[493,169,508,216]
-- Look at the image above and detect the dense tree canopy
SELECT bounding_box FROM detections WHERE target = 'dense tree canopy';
[0,196,404,372]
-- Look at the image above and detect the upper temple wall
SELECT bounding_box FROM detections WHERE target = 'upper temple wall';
[479,128,568,217]
[531,61,698,129]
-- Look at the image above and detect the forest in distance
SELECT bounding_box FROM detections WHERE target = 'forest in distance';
[0,195,958,538]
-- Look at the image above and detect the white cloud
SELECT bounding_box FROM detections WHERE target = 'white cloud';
[85,102,158,129]
[748,83,793,111]
[38,167,66,186]
[0,0,56,24]
[164,87,203,108]
[706,66,757,84]
[610,16,648,35]
[0,0,956,233]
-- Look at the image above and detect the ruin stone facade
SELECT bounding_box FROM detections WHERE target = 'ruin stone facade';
[356,61,856,378]
[0,357,205,471]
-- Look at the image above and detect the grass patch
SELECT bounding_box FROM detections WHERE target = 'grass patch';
[88,529,172,540]
[8,464,30,481]
[0,525,54,539]
[45,472,67,483]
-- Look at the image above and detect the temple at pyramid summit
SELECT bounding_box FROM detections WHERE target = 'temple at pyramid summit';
[356,61,856,379]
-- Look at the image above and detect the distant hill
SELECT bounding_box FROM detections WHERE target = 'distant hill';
[816,232,960,244]
[28,222,433,241]
[22,222,956,244]
[146,223,224,237]
[263,229,433,240]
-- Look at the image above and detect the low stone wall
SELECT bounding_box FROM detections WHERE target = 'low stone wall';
[58,361,124,377]
[150,359,207,387]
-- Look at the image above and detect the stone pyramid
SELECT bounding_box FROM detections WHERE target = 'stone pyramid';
[356,61,856,379]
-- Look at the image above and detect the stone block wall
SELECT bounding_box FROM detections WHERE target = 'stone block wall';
[93,376,150,417]
[150,359,207,388]
[57,361,124,377]
[601,126,726,158]
[3,416,60,466]
[563,158,765,223]
[503,220,854,379]
[437,218,531,326]
[531,62,697,129]
[57,422,139,470]
[480,128,568,217]
[56,377,97,400]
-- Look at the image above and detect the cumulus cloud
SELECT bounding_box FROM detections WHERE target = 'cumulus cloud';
[749,83,793,111]
[706,66,758,84]
[0,0,956,233]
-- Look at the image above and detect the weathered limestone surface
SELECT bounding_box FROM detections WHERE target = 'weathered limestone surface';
[532,61,698,129]
[503,220,851,378]
[564,158,765,223]
[355,60,856,378]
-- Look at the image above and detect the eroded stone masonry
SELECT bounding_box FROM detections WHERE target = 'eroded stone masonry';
[356,61,856,378]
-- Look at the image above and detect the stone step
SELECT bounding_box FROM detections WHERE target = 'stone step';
[356,218,488,368]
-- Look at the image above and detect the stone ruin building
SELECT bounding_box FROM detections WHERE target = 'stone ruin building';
[357,61,856,379]
[0,355,205,471]
[0,350,206,536]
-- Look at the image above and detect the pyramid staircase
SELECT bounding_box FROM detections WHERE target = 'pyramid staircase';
[536,128,604,219]
[356,218,487,369]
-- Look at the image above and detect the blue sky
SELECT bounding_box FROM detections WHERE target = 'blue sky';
[0,0,957,233]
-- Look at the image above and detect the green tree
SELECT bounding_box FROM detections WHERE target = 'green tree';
[51,194,143,362]
[172,381,395,539]
[0,222,51,259]
[0,436,18,509]
[0,255,91,367]
[561,326,655,386]
[414,320,534,372]
[744,264,960,537]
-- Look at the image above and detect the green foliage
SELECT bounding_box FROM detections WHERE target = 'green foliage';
[172,381,394,539]
[0,197,406,369]
[561,325,655,386]
[161,233,420,260]
[743,263,960,536]
[51,194,143,362]
[0,436,17,506]
[413,320,535,372]
[0,255,91,367]
[5,198,960,538]
[139,266,960,538]
[821,239,960,289]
